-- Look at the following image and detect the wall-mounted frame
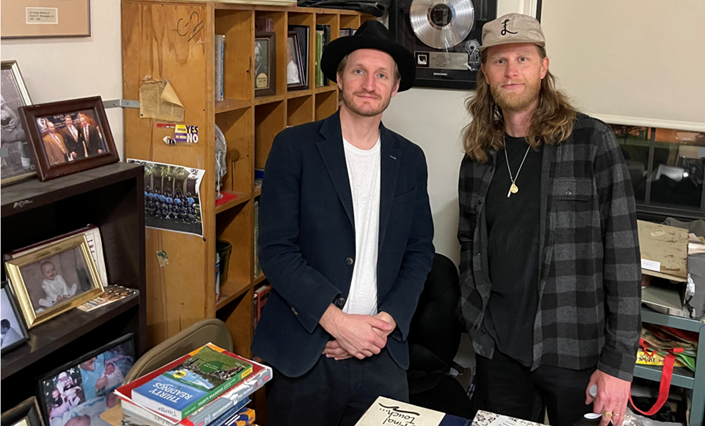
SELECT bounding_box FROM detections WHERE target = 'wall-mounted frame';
[389,0,498,90]
[1,0,91,39]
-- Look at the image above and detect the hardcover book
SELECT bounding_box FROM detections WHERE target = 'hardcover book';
[131,344,253,419]
[116,347,271,426]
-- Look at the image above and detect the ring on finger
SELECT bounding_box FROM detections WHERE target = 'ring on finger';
[603,411,613,419]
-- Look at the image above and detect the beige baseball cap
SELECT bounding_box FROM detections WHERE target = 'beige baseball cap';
[480,13,545,52]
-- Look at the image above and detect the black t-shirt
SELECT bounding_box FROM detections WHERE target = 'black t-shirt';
[483,134,542,367]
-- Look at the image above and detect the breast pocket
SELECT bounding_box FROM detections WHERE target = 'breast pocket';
[392,187,417,205]
[554,178,593,202]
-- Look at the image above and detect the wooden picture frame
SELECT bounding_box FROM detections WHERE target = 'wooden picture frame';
[254,32,276,97]
[287,31,307,91]
[17,96,119,181]
[36,334,136,426]
[1,60,36,186]
[1,281,29,354]
[4,234,105,328]
[1,397,45,426]
[1,0,91,39]
[288,25,310,91]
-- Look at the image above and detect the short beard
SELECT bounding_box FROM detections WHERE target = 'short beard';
[491,80,541,112]
[340,85,391,117]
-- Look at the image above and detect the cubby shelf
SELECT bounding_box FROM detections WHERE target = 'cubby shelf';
[216,98,252,114]
[122,0,371,364]
[1,162,146,409]
[215,191,251,215]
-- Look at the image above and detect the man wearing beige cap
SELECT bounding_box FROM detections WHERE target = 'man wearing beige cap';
[457,13,641,426]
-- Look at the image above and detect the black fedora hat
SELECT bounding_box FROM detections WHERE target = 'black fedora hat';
[320,20,415,92]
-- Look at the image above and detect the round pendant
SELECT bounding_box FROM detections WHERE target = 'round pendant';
[510,183,519,194]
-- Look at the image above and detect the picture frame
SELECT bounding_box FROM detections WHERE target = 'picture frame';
[1,397,45,426]
[1,60,36,186]
[17,96,119,181]
[4,234,105,328]
[5,225,109,288]
[36,334,136,426]
[1,281,29,354]
[1,0,91,39]
[254,32,276,97]
[287,31,307,91]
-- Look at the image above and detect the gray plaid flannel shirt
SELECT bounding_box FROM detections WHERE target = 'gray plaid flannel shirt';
[458,115,642,380]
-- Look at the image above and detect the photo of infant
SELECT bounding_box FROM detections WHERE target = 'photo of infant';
[39,336,136,426]
[18,248,91,315]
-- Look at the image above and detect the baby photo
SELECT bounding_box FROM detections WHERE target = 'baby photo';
[19,248,91,315]
[39,336,136,426]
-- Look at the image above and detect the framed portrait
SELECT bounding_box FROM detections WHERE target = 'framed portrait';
[1,281,29,354]
[254,32,276,97]
[17,96,119,182]
[1,397,45,426]
[1,60,36,186]
[37,334,136,426]
[1,0,90,39]
[4,234,105,328]
[287,32,306,91]
[288,25,309,90]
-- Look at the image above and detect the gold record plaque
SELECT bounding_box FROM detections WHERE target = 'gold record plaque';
[390,0,497,89]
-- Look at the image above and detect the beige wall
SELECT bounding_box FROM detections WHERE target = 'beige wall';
[1,0,124,158]
[384,0,528,263]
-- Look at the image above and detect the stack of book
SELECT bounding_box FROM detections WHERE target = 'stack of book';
[115,343,272,426]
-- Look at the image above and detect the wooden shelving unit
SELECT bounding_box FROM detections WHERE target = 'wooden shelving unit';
[122,1,371,359]
[1,162,146,410]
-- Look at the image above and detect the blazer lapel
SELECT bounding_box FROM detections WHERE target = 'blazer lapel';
[317,112,354,226]
[378,123,401,251]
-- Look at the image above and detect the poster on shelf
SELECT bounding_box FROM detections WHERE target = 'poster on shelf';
[127,159,205,238]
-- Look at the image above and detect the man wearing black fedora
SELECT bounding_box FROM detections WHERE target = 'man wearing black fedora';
[251,20,435,425]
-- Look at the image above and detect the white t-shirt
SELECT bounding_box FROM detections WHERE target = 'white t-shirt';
[342,137,381,316]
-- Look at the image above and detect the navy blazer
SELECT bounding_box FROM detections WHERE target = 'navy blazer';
[251,111,435,378]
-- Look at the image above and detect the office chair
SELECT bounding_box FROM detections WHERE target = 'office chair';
[124,318,233,383]
[407,253,474,419]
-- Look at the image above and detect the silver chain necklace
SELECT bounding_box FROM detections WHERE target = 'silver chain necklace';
[503,137,532,198]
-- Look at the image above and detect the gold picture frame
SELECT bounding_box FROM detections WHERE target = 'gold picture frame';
[1,0,90,39]
[4,235,104,328]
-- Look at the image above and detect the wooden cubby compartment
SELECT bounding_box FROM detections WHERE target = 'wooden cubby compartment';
[255,101,287,169]
[288,95,315,127]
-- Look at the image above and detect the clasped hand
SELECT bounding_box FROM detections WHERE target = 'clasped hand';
[320,305,395,361]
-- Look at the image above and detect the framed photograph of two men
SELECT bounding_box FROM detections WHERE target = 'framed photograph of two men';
[1,0,90,39]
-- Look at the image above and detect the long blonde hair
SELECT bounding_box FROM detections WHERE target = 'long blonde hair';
[462,46,578,163]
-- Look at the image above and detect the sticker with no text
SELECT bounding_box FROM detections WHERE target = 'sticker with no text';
[26,7,58,24]
[641,258,661,271]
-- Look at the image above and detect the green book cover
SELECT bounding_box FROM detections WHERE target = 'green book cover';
[133,344,253,419]
[316,30,324,87]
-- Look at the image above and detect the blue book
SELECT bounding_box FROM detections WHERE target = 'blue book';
[132,344,253,420]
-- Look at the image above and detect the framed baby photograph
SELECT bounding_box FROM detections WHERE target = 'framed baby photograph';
[36,334,136,426]
[4,234,104,328]
[1,280,29,354]
[1,397,45,426]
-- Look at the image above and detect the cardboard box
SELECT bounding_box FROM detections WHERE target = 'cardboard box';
[637,220,688,282]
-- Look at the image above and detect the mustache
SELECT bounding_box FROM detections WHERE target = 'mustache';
[353,90,381,99]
